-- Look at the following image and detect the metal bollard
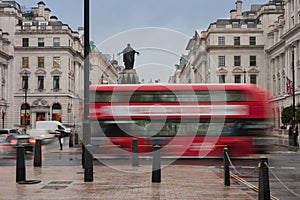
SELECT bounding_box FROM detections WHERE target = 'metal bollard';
[34,139,42,167]
[82,143,85,168]
[74,132,79,145]
[132,138,139,166]
[152,144,161,183]
[84,144,93,182]
[223,147,230,186]
[69,133,74,148]
[16,145,26,182]
[258,156,270,200]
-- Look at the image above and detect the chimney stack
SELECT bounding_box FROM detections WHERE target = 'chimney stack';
[236,1,242,16]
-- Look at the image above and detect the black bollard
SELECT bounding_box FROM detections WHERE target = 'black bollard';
[74,132,79,145]
[16,145,26,182]
[132,138,139,166]
[82,143,85,168]
[223,147,230,186]
[34,139,42,167]
[152,144,161,183]
[258,156,270,200]
[69,133,73,148]
[84,144,93,182]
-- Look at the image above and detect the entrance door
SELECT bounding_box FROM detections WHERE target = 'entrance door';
[36,112,46,121]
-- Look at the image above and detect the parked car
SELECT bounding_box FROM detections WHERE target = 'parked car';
[6,133,35,152]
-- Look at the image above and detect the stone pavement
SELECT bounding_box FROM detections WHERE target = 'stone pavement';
[0,146,257,200]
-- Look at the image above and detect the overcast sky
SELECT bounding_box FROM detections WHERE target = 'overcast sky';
[20,0,266,83]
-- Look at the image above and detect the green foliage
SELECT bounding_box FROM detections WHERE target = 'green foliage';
[281,105,293,125]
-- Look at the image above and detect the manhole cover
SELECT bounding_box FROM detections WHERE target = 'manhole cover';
[41,185,68,190]
[48,181,72,185]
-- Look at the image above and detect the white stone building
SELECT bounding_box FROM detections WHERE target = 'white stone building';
[267,0,300,129]
[173,0,284,90]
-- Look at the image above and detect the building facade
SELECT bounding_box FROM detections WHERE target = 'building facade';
[172,0,284,90]
[266,0,300,129]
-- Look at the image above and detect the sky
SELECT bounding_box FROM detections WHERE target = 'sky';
[19,0,266,83]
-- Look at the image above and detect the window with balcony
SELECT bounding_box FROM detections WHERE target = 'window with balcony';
[218,36,225,45]
[53,57,60,68]
[53,37,60,47]
[38,38,44,47]
[234,56,241,66]
[53,76,60,90]
[234,37,240,45]
[22,57,29,68]
[218,56,225,66]
[38,57,44,68]
[249,37,256,45]
[250,56,256,66]
[38,76,44,90]
[22,38,29,47]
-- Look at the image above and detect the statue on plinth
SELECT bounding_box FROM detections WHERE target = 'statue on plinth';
[118,43,140,70]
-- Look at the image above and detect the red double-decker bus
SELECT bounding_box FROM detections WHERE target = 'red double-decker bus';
[89,84,272,158]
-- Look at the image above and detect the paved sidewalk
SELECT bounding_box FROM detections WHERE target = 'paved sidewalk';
[0,147,257,200]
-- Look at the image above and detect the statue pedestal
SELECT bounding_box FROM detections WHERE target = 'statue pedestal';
[117,69,139,84]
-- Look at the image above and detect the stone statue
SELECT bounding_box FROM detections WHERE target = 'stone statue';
[118,43,140,70]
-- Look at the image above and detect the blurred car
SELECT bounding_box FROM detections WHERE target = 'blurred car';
[0,128,19,139]
[6,133,35,152]
[0,138,15,157]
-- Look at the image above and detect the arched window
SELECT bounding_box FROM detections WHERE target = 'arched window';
[20,103,30,125]
[52,103,62,122]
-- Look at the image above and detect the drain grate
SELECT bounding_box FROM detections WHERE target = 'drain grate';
[48,181,72,185]
[41,185,68,190]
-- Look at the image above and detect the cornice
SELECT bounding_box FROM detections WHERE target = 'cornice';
[280,24,300,40]
[206,45,264,51]
[14,46,84,60]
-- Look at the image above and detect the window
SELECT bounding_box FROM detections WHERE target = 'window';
[218,36,225,45]
[38,57,44,68]
[52,103,62,122]
[38,38,44,47]
[20,104,30,125]
[234,36,240,45]
[218,56,225,66]
[249,37,256,45]
[234,56,241,66]
[250,75,257,84]
[232,21,240,28]
[53,76,60,90]
[250,56,256,66]
[22,57,29,68]
[53,57,60,68]
[38,76,44,90]
[219,75,225,83]
[53,37,60,47]
[22,38,29,47]
[234,75,241,83]
[22,76,28,90]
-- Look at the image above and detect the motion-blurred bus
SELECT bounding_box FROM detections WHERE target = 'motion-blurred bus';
[88,84,272,158]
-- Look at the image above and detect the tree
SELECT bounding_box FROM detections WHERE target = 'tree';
[281,105,293,125]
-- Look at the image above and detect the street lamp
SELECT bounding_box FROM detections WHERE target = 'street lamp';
[243,69,247,83]
[290,44,298,147]
[22,73,29,129]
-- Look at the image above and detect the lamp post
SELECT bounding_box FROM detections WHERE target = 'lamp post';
[23,73,29,130]
[243,69,247,83]
[290,44,297,147]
